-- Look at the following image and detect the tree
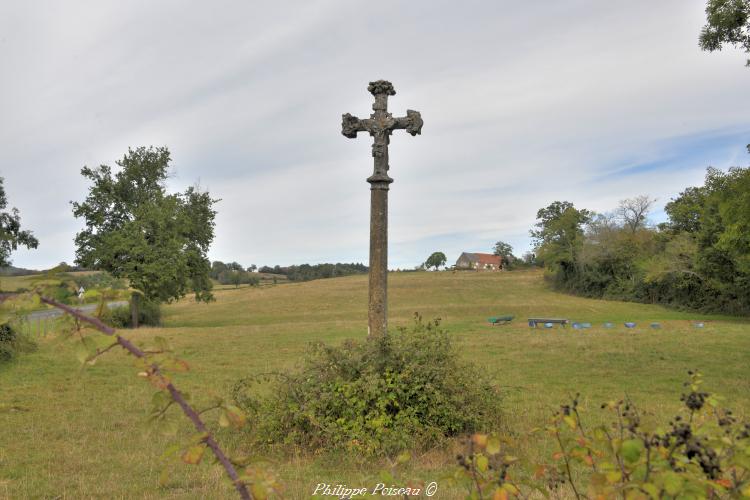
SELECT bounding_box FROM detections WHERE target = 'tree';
[617,195,655,234]
[530,201,592,273]
[72,146,217,327]
[0,177,39,267]
[210,260,228,280]
[492,240,515,269]
[424,251,447,271]
[699,0,750,66]
[247,264,257,272]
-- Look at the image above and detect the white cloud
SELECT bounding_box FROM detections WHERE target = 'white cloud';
[1,0,748,270]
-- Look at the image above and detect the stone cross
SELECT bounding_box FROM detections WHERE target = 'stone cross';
[341,80,423,337]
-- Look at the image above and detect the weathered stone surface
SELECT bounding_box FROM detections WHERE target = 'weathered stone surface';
[341,80,423,336]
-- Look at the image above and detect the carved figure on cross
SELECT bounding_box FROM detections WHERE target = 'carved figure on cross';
[341,80,423,183]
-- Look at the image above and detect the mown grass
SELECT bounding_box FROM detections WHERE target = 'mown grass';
[1,269,748,499]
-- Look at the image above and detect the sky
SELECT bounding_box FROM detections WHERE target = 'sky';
[1,0,749,271]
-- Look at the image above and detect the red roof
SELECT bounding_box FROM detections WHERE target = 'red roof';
[475,253,502,266]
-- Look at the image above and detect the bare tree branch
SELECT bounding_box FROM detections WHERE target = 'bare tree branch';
[617,195,656,234]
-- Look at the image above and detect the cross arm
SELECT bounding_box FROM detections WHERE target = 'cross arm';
[341,113,371,138]
[393,110,423,136]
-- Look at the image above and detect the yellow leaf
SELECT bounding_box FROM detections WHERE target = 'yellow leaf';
[502,483,520,495]
[472,434,488,449]
[251,483,269,500]
[605,471,622,483]
[182,444,205,465]
[477,455,489,472]
[224,405,247,429]
[563,415,577,430]
[218,411,230,428]
[486,436,501,455]
[493,488,509,500]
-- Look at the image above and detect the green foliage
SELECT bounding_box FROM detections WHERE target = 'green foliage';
[217,269,259,287]
[458,372,750,499]
[540,162,750,315]
[531,201,592,273]
[261,262,368,282]
[233,314,502,456]
[0,177,39,268]
[107,300,161,328]
[493,241,513,260]
[73,272,127,291]
[72,146,217,305]
[51,282,75,305]
[494,241,523,270]
[424,251,447,270]
[0,323,36,364]
[700,0,750,66]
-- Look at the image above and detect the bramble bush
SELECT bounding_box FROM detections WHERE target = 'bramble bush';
[233,314,503,456]
[452,371,750,499]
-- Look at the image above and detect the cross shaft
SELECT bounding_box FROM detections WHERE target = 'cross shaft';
[341,80,423,337]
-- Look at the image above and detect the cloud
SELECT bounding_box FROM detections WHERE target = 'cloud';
[1,0,748,270]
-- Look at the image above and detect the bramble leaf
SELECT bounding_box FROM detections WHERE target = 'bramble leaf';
[621,439,643,464]
[663,471,683,496]
[486,436,501,455]
[182,444,205,465]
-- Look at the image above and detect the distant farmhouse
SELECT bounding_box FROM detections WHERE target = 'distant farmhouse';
[455,252,504,271]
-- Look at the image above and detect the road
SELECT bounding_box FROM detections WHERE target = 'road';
[26,301,129,321]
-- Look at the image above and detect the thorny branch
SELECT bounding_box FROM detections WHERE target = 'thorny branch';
[40,296,253,500]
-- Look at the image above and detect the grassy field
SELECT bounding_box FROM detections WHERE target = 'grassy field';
[1,269,748,499]
[0,271,103,293]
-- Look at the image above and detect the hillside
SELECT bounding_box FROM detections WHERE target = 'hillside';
[1,269,748,498]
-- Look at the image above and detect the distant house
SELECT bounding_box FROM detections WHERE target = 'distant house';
[455,252,504,271]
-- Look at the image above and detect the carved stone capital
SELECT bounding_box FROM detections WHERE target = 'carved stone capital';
[367,80,396,96]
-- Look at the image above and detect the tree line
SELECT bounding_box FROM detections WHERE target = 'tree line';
[257,262,367,282]
[532,157,750,315]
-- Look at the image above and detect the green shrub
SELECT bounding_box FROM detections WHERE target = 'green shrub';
[233,314,502,456]
[106,300,161,328]
[52,283,74,304]
[0,323,36,364]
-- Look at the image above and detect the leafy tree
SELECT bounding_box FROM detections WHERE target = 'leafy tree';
[530,201,592,273]
[492,241,513,259]
[699,0,750,66]
[226,261,244,272]
[492,240,515,269]
[72,146,217,327]
[247,264,257,272]
[0,177,39,267]
[210,260,229,280]
[665,186,706,233]
[424,251,447,271]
